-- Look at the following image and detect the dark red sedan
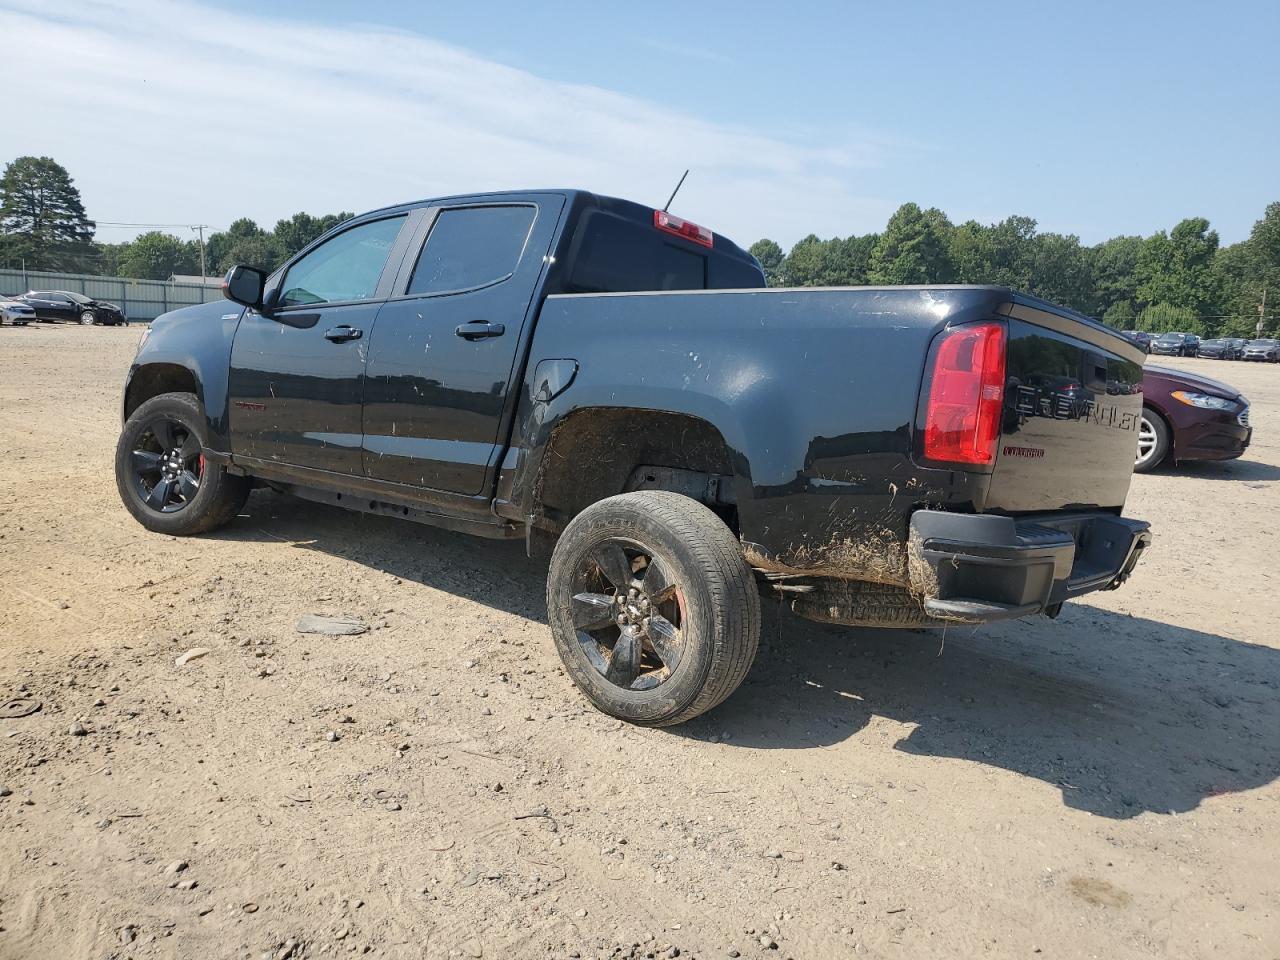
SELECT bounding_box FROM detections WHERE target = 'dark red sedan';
[1136,366,1252,472]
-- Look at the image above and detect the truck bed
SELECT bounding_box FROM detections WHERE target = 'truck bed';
[509,285,1148,617]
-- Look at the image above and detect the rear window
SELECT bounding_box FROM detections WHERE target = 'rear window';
[408,205,536,296]
[565,209,762,294]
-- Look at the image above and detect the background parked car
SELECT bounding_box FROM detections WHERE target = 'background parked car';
[0,296,37,326]
[13,290,127,325]
[1197,337,1246,360]
[1241,338,1280,362]
[1136,365,1251,472]
[1149,332,1200,357]
[1120,329,1154,352]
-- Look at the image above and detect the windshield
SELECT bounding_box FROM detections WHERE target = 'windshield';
[1156,333,1183,340]
[65,292,92,304]
[1250,339,1279,346]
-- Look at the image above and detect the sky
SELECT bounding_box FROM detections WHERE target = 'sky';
[2,0,1278,249]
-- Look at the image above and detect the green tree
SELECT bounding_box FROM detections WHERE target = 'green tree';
[1086,235,1142,318]
[1212,242,1257,337]
[207,218,285,274]
[0,156,97,271]
[1137,302,1202,335]
[1101,300,1136,329]
[948,216,1037,290]
[114,231,199,280]
[749,238,785,286]
[221,234,286,274]
[1029,232,1091,311]
[1135,218,1221,320]
[778,235,823,285]
[867,203,954,284]
[273,211,353,259]
[782,233,876,287]
[1219,203,1280,335]
[838,233,878,285]
[93,241,129,276]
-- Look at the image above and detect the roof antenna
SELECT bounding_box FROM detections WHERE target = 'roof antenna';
[662,169,689,212]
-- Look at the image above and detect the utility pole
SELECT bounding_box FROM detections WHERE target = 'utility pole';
[192,224,208,285]
[1259,284,1268,337]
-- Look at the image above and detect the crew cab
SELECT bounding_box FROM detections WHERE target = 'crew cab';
[115,189,1151,726]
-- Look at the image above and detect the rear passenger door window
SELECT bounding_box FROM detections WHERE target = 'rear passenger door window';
[407,206,537,296]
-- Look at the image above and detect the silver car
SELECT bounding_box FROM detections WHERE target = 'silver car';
[0,297,36,326]
[1241,339,1280,362]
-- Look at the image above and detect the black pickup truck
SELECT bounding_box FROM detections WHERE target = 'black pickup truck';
[115,189,1151,726]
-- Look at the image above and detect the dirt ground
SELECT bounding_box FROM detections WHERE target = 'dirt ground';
[1,324,1277,960]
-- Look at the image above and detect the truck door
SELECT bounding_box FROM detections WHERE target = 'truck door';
[361,197,564,496]
[227,213,414,475]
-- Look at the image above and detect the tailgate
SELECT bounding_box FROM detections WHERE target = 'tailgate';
[987,301,1146,512]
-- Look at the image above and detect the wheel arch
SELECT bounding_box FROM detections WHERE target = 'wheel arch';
[124,363,201,422]
[530,406,743,535]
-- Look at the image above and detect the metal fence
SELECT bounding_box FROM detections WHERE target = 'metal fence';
[0,268,224,322]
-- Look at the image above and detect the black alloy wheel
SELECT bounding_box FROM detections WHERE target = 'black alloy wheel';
[115,392,250,535]
[570,539,687,692]
[547,491,760,726]
[129,418,204,513]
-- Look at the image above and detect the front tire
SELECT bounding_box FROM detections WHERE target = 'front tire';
[115,392,250,535]
[1134,408,1171,473]
[547,491,760,726]
[80,310,96,325]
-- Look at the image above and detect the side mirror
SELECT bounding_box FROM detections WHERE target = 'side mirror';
[223,265,267,311]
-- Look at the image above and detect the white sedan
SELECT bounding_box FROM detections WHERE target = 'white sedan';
[0,297,37,326]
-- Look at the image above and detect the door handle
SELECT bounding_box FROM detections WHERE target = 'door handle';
[324,325,363,343]
[454,321,505,341]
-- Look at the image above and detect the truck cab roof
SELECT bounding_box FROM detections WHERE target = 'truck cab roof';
[360,188,765,295]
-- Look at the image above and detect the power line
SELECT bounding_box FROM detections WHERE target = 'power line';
[95,220,218,230]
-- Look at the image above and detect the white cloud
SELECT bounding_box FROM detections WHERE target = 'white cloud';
[1,0,912,247]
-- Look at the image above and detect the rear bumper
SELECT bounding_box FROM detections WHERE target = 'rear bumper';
[909,510,1151,623]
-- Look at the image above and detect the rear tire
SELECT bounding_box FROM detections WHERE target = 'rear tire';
[547,491,760,726]
[1134,408,1171,473]
[115,392,250,535]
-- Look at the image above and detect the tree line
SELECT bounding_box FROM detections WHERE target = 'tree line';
[0,156,350,283]
[2,154,1275,336]
[95,212,355,280]
[750,200,1278,337]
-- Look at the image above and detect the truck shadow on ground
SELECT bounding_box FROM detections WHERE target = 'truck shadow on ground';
[705,604,1280,820]
[1160,459,1280,482]
[223,490,1280,822]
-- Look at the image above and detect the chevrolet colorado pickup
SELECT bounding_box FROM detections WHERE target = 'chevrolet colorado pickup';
[115,189,1151,725]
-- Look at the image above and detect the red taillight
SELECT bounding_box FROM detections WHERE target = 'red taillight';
[923,322,1007,465]
[654,210,713,248]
